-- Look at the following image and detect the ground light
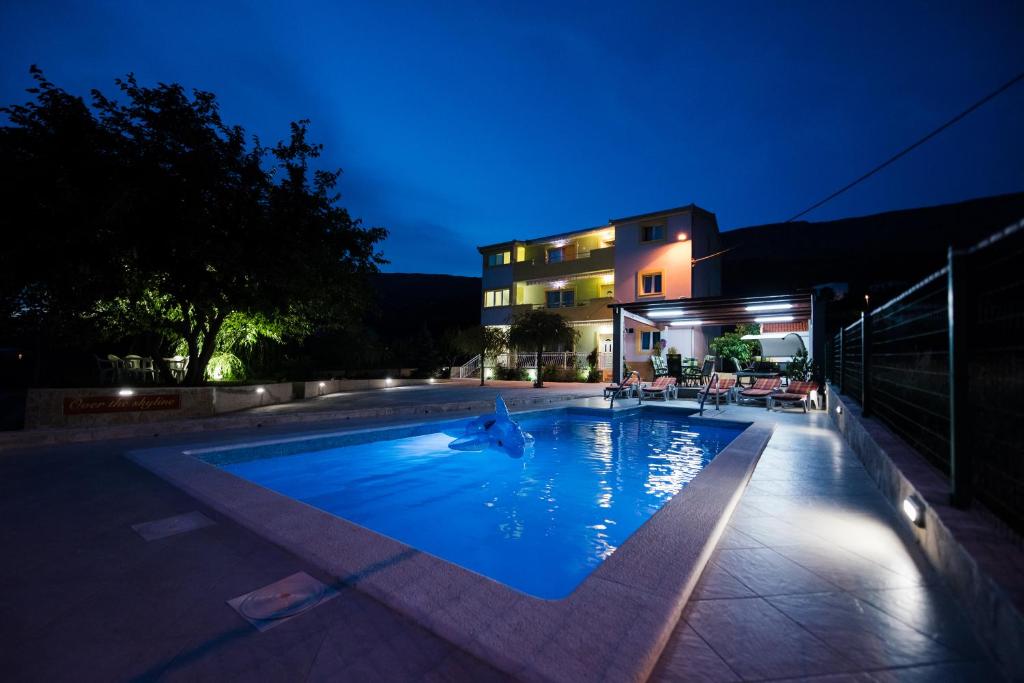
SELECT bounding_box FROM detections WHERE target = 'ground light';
[385,377,392,386]
[118,389,134,397]
[255,386,265,394]
[835,404,843,415]
[318,382,326,388]
[903,495,926,527]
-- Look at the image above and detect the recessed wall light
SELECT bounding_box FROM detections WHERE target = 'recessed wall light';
[118,389,134,397]
[255,386,265,394]
[903,495,925,527]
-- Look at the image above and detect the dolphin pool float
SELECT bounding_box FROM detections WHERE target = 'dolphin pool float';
[448,395,534,459]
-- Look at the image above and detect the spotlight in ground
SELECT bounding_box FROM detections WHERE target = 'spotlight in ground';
[835,404,842,415]
[903,495,925,527]
[255,386,266,394]
[118,389,134,397]
[318,382,326,388]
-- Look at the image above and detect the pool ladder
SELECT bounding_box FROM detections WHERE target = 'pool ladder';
[608,370,642,409]
[698,373,720,416]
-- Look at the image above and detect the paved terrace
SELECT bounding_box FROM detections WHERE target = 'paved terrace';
[0,385,1002,681]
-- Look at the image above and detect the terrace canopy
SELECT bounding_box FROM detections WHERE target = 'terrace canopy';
[608,292,816,382]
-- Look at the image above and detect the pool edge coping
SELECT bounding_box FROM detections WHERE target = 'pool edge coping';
[126,408,774,683]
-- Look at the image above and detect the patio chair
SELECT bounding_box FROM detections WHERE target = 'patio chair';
[107,354,128,383]
[768,381,819,413]
[737,377,782,405]
[94,355,116,385]
[641,375,677,401]
[650,354,669,378]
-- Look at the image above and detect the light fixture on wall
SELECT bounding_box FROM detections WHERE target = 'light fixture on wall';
[648,309,685,318]
[746,303,793,312]
[677,232,688,241]
[670,320,704,326]
[903,495,925,527]
[835,404,842,415]
[118,389,134,397]
[255,386,265,394]
[551,280,567,289]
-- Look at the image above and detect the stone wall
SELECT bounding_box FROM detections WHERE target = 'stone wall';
[827,384,1024,680]
[23,378,443,430]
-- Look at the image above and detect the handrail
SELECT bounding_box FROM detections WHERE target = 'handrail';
[698,373,719,416]
[608,370,641,409]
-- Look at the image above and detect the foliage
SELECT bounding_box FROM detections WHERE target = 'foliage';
[787,347,814,381]
[586,368,603,383]
[206,351,247,382]
[709,324,761,370]
[666,346,678,355]
[0,67,386,385]
[507,310,578,388]
[586,347,599,370]
[494,364,528,381]
[455,325,507,386]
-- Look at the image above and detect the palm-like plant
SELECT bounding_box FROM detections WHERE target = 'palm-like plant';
[508,310,578,388]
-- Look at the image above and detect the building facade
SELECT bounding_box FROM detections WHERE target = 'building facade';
[476,204,722,375]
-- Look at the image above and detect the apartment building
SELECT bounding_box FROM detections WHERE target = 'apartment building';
[477,204,722,372]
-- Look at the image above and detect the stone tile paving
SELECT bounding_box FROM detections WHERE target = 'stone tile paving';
[0,419,509,683]
[651,404,1000,682]
[0,390,1004,682]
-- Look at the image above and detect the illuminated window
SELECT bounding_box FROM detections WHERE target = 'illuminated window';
[546,289,575,308]
[547,247,565,263]
[487,251,511,267]
[639,271,663,296]
[484,288,510,307]
[640,224,665,242]
[639,330,661,352]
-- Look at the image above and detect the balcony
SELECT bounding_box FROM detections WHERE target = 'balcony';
[512,246,614,282]
[510,297,615,323]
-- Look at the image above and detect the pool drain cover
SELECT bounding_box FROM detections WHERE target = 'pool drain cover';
[239,574,325,621]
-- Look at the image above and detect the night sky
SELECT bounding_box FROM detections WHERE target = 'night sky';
[2,2,1022,276]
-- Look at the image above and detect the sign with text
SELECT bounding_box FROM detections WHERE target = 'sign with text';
[63,394,182,415]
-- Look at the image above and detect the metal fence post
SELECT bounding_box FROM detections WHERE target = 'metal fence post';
[861,311,871,416]
[838,327,845,394]
[948,246,972,508]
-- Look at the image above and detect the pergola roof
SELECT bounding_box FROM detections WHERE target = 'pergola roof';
[608,292,812,327]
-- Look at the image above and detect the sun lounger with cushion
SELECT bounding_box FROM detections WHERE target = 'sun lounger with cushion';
[738,377,781,405]
[641,375,677,400]
[768,381,819,412]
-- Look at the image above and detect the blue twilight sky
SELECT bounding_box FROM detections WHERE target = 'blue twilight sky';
[2,1,1023,276]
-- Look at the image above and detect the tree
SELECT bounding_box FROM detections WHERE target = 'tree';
[455,326,507,386]
[507,310,578,388]
[709,324,761,371]
[0,68,386,385]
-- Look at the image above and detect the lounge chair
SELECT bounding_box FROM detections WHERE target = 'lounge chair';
[737,377,782,405]
[704,377,737,404]
[604,373,639,399]
[641,375,677,400]
[768,381,819,412]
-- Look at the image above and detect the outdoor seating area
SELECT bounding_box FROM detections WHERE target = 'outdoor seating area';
[94,354,189,385]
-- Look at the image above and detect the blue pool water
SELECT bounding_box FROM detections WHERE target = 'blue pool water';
[220,409,743,598]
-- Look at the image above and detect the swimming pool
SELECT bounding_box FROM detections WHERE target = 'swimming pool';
[211,408,744,598]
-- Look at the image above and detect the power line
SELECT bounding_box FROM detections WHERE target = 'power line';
[785,70,1024,223]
